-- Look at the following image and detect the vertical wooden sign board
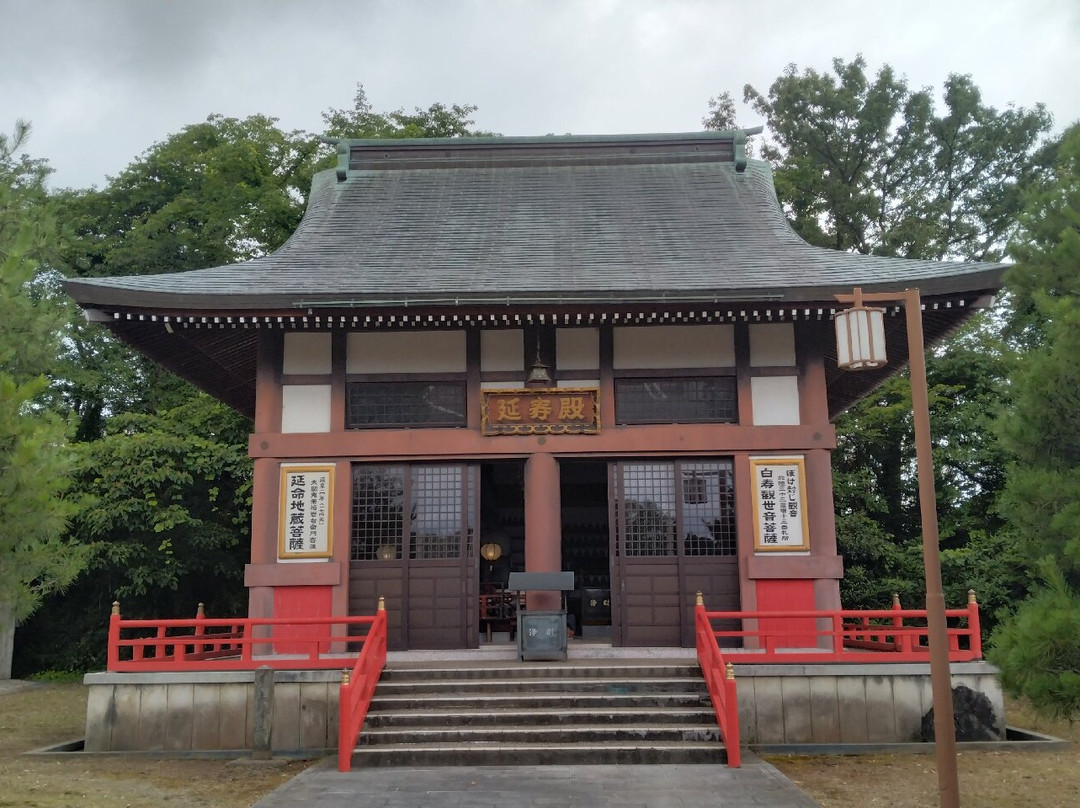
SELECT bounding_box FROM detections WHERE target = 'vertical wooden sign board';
[278,464,335,559]
[750,457,810,552]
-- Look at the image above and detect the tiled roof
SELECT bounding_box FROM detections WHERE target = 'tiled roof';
[62,132,1007,418]
[64,132,1005,311]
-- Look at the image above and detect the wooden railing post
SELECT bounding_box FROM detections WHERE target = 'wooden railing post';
[337,667,353,771]
[107,601,121,671]
[338,602,389,772]
[968,590,982,659]
[893,593,911,653]
[724,662,740,768]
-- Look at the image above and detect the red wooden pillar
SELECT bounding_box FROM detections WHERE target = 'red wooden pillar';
[524,452,562,610]
[248,330,282,621]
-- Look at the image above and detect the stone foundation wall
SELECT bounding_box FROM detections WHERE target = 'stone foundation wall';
[733,662,1003,744]
[83,670,340,753]
[84,662,1003,752]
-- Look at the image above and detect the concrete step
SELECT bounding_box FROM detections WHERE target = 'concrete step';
[379,663,701,682]
[348,740,729,767]
[350,661,726,768]
[357,724,721,745]
[364,706,715,728]
[373,676,708,696]
[369,691,710,711]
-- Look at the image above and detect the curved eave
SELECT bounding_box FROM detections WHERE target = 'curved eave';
[63,265,1005,313]
[87,288,995,421]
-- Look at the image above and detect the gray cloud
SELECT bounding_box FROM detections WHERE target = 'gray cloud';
[2,0,1077,189]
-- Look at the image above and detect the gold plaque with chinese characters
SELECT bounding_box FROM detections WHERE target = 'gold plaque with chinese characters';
[481,388,600,436]
[278,464,335,559]
[750,456,810,552]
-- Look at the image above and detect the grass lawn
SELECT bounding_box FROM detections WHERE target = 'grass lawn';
[0,681,312,808]
[768,697,1080,808]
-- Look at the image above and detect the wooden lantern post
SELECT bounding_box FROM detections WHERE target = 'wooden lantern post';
[834,287,959,808]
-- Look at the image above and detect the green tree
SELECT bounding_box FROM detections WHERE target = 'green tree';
[18,89,491,673]
[715,59,1052,619]
[996,125,1080,582]
[321,84,489,141]
[0,121,89,678]
[741,56,1052,259]
[988,125,1080,716]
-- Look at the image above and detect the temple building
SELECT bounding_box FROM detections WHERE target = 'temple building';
[64,130,1004,653]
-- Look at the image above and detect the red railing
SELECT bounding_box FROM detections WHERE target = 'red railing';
[107,601,384,672]
[695,597,741,767]
[337,600,388,771]
[698,591,982,665]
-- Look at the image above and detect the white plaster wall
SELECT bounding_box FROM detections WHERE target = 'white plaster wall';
[749,323,796,367]
[283,333,332,375]
[281,385,332,433]
[347,332,466,374]
[556,379,599,389]
[750,376,801,425]
[613,325,735,369]
[481,329,524,372]
[556,328,600,370]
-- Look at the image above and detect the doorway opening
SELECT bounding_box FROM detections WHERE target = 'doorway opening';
[478,461,525,644]
[559,460,612,640]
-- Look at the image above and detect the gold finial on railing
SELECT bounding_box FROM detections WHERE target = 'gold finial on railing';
[341,669,351,686]
[695,591,704,607]
[378,596,386,612]
[196,603,205,619]
[725,662,735,681]
[968,589,977,605]
[892,593,901,608]
[111,601,120,616]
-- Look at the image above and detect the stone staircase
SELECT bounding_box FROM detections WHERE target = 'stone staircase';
[348,660,731,767]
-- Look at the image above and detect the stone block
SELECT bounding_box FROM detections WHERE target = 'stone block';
[735,677,757,744]
[272,682,302,752]
[84,685,115,751]
[808,676,840,744]
[164,684,194,750]
[135,683,167,751]
[752,676,784,744]
[891,676,925,741]
[192,685,222,749]
[219,683,249,750]
[111,685,141,750]
[836,676,868,743]
[780,676,812,743]
[299,682,330,749]
[864,675,896,742]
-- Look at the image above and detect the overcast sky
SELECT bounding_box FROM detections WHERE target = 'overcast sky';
[3,0,1079,190]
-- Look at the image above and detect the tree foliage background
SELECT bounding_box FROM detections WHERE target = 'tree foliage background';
[989,125,1080,717]
[8,64,1078,711]
[12,88,487,674]
[0,122,90,677]
[707,57,1054,630]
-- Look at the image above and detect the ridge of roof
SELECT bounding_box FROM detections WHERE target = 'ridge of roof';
[320,128,764,150]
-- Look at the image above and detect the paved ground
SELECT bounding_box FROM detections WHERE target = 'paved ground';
[252,754,821,808]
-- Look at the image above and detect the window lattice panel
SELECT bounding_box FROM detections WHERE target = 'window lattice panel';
[410,465,472,560]
[346,381,466,428]
[614,459,737,557]
[351,463,474,561]
[615,377,737,424]
[682,461,736,556]
[617,462,677,556]
[350,465,405,561]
